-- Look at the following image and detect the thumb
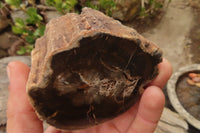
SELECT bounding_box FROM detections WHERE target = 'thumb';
[7,61,43,133]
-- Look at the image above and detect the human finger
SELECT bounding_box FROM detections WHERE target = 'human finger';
[127,86,165,133]
[7,61,43,133]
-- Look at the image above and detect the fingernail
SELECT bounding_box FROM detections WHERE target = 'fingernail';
[7,65,11,81]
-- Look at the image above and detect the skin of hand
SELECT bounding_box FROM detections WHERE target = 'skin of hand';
[6,58,172,133]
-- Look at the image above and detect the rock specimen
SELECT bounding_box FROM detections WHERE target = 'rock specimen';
[27,8,162,130]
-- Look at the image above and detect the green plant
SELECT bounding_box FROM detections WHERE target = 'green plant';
[45,0,78,14]
[0,1,8,16]
[86,0,99,10]
[3,0,117,55]
[139,7,149,17]
[12,17,45,54]
[0,1,3,8]
[151,0,163,8]
[5,0,22,8]
[26,7,43,25]
[5,0,45,55]
[99,0,116,16]
[86,0,116,16]
[139,0,165,18]
[17,45,34,55]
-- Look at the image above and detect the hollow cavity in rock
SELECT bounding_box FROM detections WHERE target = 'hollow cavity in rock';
[29,34,156,129]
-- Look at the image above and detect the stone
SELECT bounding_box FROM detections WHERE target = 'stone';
[0,128,6,133]
[27,7,162,130]
[44,11,62,22]
[0,32,21,50]
[189,0,200,9]
[7,39,24,56]
[0,15,9,32]
[0,49,8,58]
[40,0,46,5]
[155,108,188,133]
[0,56,31,128]
[167,64,200,130]
[112,0,141,21]
[11,10,28,23]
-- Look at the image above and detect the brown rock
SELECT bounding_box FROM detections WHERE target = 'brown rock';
[112,0,141,21]
[0,32,21,50]
[155,108,188,133]
[0,15,9,32]
[189,0,200,9]
[0,49,8,58]
[44,11,62,22]
[40,0,46,5]
[27,8,162,130]
[188,73,197,78]
[11,10,28,23]
[8,39,24,56]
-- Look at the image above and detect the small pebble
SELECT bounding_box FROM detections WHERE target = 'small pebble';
[195,83,200,88]
[192,77,200,83]
[187,78,195,85]
[188,73,197,78]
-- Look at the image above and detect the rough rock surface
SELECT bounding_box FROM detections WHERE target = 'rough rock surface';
[27,7,162,130]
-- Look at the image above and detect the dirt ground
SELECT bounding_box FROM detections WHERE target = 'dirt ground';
[142,0,193,71]
[188,11,200,64]
[127,0,200,72]
[138,0,200,132]
[127,0,200,132]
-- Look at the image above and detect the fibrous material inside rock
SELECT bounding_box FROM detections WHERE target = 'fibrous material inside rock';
[27,8,162,130]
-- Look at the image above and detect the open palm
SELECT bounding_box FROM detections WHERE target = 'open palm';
[6,59,172,133]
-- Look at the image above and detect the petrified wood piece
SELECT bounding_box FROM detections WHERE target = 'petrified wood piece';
[27,8,162,130]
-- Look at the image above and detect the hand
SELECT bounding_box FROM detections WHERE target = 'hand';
[6,59,172,133]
